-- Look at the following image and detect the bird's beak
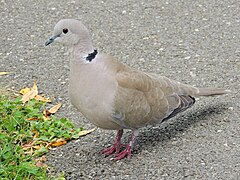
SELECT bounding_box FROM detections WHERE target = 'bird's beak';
[45,35,59,46]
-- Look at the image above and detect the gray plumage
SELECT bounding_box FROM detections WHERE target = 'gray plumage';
[45,19,228,160]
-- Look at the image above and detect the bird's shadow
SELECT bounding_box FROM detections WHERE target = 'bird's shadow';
[131,103,229,153]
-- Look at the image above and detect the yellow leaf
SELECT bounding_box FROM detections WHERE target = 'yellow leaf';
[21,80,38,103]
[78,128,96,137]
[32,145,42,150]
[33,131,39,139]
[19,87,31,95]
[42,115,51,120]
[48,103,62,114]
[34,95,51,102]
[26,117,38,121]
[43,109,51,117]
[50,139,67,147]
[0,72,11,75]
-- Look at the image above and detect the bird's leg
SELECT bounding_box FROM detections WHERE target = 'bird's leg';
[101,129,124,156]
[115,130,139,161]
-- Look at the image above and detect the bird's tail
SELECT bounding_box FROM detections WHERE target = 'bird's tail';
[197,88,230,96]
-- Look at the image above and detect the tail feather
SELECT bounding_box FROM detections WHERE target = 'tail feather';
[197,88,229,96]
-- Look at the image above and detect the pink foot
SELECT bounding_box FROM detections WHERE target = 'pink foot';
[101,130,123,156]
[115,131,138,161]
[101,143,120,155]
[115,145,132,160]
[101,129,138,160]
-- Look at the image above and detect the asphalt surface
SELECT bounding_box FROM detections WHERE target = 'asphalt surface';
[1,0,240,179]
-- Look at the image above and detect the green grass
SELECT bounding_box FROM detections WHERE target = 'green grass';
[0,95,83,179]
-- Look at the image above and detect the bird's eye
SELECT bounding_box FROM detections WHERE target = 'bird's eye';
[63,28,68,34]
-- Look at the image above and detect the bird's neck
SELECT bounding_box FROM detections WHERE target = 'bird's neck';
[85,49,98,62]
[70,41,96,63]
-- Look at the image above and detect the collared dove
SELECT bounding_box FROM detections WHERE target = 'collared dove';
[45,19,228,160]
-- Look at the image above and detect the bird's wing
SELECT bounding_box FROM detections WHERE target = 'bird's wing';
[111,67,196,129]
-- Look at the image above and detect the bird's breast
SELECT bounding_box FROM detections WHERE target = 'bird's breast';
[68,62,121,129]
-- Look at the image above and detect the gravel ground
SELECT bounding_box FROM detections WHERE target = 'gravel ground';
[1,0,240,179]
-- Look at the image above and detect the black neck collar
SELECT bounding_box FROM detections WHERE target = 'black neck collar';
[85,49,98,62]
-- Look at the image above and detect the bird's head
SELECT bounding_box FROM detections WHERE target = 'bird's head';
[45,19,91,47]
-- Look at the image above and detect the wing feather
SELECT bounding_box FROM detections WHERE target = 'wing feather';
[111,68,197,129]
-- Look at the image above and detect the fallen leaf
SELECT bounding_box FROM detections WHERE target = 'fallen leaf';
[34,95,51,102]
[21,140,36,150]
[21,80,38,103]
[43,116,50,120]
[35,156,47,163]
[50,139,67,147]
[35,162,48,168]
[33,131,39,139]
[32,145,42,150]
[0,72,11,76]
[43,109,51,118]
[35,156,47,167]
[20,87,31,95]
[26,117,38,121]
[78,128,96,137]
[23,148,33,155]
[22,144,35,155]
[48,103,62,114]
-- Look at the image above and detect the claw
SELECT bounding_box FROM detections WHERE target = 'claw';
[115,130,138,160]
[101,146,117,155]
[115,145,132,160]
[101,144,120,155]
[101,129,123,156]
[101,129,139,160]
[101,143,128,156]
